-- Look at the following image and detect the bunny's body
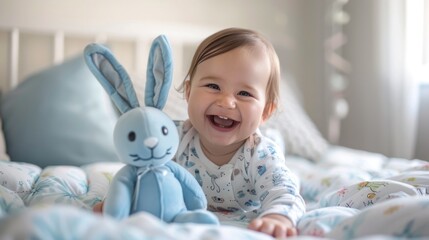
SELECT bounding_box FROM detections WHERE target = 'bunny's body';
[84,36,218,224]
[127,162,183,220]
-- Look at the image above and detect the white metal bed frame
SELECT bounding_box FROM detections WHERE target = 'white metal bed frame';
[0,24,213,92]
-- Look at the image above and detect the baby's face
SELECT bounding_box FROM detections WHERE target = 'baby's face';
[186,46,271,150]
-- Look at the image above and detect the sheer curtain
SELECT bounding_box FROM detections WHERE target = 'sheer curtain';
[340,0,422,159]
[381,0,422,158]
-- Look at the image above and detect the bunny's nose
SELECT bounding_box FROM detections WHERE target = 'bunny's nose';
[144,137,158,149]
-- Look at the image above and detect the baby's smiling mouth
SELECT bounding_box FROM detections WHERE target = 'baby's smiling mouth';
[208,115,240,128]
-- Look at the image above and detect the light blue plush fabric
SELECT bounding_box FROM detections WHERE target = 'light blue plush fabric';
[0,55,119,168]
[84,43,140,114]
[84,36,219,224]
[145,35,173,110]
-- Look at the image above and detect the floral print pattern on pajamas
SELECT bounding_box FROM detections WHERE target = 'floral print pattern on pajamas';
[174,120,306,225]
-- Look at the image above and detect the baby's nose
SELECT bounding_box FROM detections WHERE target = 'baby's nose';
[217,94,236,109]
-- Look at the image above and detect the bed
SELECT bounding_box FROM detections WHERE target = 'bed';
[1,26,429,240]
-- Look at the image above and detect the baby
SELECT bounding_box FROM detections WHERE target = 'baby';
[175,27,305,238]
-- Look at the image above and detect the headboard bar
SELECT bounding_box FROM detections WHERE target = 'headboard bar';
[53,31,65,65]
[3,27,108,91]
[9,28,20,90]
[7,29,71,90]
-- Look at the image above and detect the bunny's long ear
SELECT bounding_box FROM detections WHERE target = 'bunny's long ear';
[145,35,173,110]
[84,43,140,114]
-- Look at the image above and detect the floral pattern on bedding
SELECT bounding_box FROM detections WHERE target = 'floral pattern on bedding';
[288,146,429,238]
[0,160,121,214]
[0,161,41,198]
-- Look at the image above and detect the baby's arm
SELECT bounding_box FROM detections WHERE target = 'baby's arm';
[250,166,304,238]
[246,137,306,237]
[248,214,297,238]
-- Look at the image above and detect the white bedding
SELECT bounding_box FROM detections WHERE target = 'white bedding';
[1,146,429,239]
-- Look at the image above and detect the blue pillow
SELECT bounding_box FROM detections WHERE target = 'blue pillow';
[0,55,119,168]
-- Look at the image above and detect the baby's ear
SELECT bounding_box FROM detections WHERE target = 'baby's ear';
[262,102,276,122]
[184,80,191,102]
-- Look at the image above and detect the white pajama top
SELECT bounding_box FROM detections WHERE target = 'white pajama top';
[174,120,306,225]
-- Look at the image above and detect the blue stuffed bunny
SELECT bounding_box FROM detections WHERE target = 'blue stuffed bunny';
[84,35,218,224]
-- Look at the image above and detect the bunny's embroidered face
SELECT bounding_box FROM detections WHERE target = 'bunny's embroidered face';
[114,107,179,167]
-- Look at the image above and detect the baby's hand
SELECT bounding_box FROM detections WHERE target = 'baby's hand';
[93,201,104,213]
[248,214,297,238]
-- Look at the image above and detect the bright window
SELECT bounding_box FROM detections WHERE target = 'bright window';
[406,0,429,84]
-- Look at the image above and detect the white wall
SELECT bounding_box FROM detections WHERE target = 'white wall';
[340,0,388,154]
[0,0,290,40]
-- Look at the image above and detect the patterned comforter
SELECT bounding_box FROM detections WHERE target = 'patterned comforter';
[1,146,429,239]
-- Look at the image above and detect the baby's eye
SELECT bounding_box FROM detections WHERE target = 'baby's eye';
[206,83,220,90]
[238,91,252,97]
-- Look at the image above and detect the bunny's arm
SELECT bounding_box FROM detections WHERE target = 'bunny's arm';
[166,161,208,210]
[103,164,137,219]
